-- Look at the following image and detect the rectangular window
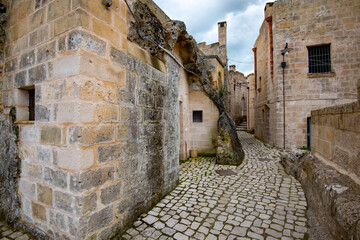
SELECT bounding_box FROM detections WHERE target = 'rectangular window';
[193,111,203,122]
[15,87,35,122]
[308,44,331,73]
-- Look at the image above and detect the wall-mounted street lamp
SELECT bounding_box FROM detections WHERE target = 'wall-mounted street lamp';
[281,43,292,149]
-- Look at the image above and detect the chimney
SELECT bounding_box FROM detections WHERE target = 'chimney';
[229,65,236,72]
[218,21,227,47]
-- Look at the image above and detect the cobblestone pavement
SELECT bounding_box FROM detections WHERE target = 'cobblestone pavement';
[121,131,309,239]
[0,222,33,240]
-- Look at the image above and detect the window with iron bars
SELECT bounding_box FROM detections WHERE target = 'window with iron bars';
[307,44,331,73]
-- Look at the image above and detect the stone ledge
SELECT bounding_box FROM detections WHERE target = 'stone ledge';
[312,101,360,116]
[281,150,360,240]
[307,72,336,78]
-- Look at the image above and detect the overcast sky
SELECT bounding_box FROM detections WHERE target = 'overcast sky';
[153,0,275,75]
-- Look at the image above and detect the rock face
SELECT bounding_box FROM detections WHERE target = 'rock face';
[129,1,245,165]
[216,113,244,165]
[0,109,21,223]
[281,151,360,240]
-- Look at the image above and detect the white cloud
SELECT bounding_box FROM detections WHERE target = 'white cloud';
[153,0,274,74]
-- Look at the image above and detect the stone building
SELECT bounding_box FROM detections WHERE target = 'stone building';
[0,0,234,238]
[178,22,227,159]
[253,0,360,149]
[227,65,254,130]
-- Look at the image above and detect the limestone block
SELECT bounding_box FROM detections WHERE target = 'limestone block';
[2,91,12,107]
[36,145,52,164]
[20,50,35,69]
[14,71,26,88]
[54,9,90,36]
[58,36,66,53]
[100,182,121,205]
[53,102,95,123]
[138,90,154,108]
[54,191,96,215]
[28,64,47,85]
[52,54,80,79]
[68,125,115,146]
[9,21,28,43]
[78,79,116,103]
[57,147,94,171]
[29,25,49,47]
[47,0,71,22]
[67,30,107,57]
[97,143,122,163]
[29,8,45,30]
[19,179,36,198]
[44,167,68,189]
[37,41,56,63]
[96,104,118,122]
[35,105,51,122]
[37,183,53,206]
[143,109,162,122]
[5,58,17,73]
[38,80,66,102]
[17,0,34,21]
[31,201,47,222]
[114,13,127,34]
[40,126,61,145]
[73,0,112,24]
[115,123,129,141]
[22,162,43,180]
[70,166,115,192]
[93,17,120,47]
[96,220,123,240]
[49,210,66,232]
[19,143,36,162]
[94,60,126,86]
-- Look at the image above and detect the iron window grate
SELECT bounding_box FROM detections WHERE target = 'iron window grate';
[308,45,331,73]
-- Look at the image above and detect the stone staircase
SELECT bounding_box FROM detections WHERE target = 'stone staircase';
[236,121,247,131]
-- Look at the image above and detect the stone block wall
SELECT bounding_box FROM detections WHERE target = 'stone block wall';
[254,0,360,149]
[0,0,180,239]
[311,80,360,182]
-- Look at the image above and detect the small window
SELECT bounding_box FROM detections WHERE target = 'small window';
[15,87,35,122]
[308,45,331,73]
[193,111,203,122]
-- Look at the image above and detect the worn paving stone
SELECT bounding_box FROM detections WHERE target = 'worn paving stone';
[121,132,310,239]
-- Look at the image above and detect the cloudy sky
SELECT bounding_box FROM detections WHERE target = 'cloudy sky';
[153,0,274,75]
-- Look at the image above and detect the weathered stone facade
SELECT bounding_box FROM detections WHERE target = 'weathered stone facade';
[0,0,180,238]
[254,0,360,149]
[311,79,360,182]
[0,0,246,237]
[179,23,227,159]
[227,65,251,126]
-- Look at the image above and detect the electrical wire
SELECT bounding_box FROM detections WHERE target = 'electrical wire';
[124,0,201,78]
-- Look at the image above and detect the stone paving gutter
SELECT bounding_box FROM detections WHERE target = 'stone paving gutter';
[120,132,310,239]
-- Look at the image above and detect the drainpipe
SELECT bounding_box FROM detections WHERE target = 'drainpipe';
[252,48,257,92]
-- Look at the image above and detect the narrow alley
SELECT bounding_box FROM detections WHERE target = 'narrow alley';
[120,132,309,240]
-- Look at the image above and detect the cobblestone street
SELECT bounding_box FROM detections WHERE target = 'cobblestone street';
[121,132,309,239]
[0,132,310,240]
[0,222,32,240]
